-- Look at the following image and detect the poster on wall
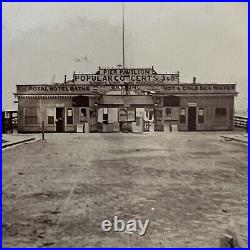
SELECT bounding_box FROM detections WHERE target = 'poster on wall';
[127,108,136,121]
[118,108,135,122]
[118,108,127,122]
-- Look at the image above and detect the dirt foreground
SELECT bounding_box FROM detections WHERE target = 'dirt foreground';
[2,132,248,247]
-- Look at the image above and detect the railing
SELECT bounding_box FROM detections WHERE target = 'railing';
[234,116,248,131]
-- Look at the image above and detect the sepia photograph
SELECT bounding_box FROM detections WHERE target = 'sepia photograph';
[2,2,248,248]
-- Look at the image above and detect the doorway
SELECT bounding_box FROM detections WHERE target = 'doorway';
[56,108,64,132]
[120,122,132,132]
[188,107,196,131]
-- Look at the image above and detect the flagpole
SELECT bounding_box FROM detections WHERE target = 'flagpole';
[122,2,125,68]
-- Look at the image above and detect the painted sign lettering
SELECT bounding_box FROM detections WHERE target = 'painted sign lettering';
[16,84,236,96]
[73,74,179,84]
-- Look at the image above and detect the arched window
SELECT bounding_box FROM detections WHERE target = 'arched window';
[80,108,87,117]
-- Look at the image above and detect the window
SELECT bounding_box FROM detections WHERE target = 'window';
[180,108,186,124]
[165,108,171,117]
[103,114,108,124]
[215,108,227,123]
[67,108,73,124]
[25,108,38,124]
[103,108,108,124]
[80,108,87,117]
[47,108,55,124]
[80,108,87,121]
[198,108,204,124]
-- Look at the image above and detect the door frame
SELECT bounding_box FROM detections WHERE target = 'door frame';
[188,107,197,131]
[56,107,65,132]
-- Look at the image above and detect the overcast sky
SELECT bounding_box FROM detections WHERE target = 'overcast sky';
[2,2,248,114]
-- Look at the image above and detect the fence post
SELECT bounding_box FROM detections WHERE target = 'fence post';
[42,121,45,140]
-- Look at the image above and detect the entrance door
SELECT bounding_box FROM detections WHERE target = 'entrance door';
[120,122,132,132]
[56,108,64,132]
[188,107,196,131]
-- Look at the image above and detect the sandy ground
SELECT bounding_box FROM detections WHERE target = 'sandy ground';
[2,132,248,247]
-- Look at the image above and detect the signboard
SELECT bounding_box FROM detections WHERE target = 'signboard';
[99,68,154,75]
[74,68,179,84]
[16,83,237,96]
[73,73,179,84]
[56,103,65,107]
[187,103,197,107]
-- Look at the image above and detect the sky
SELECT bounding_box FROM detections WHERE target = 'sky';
[2,2,248,114]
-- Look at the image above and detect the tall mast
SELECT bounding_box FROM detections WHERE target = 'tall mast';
[122,2,125,68]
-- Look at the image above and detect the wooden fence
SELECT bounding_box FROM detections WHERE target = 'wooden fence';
[233,116,248,131]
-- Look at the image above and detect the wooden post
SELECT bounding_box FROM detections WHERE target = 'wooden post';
[220,232,241,248]
[42,121,45,140]
[169,120,172,132]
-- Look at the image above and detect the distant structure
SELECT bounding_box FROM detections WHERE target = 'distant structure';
[2,110,18,134]
[14,67,237,133]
